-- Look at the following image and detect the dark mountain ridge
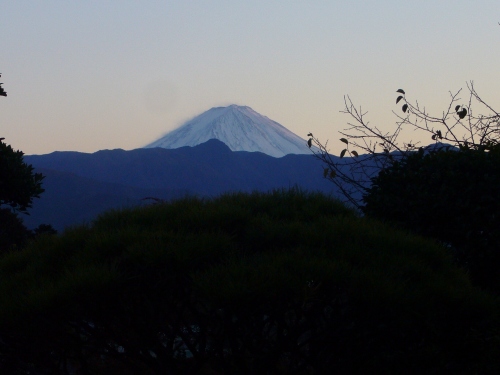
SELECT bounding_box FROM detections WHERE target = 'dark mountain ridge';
[24,140,339,230]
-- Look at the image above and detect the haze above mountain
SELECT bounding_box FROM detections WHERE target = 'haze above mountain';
[145,105,312,157]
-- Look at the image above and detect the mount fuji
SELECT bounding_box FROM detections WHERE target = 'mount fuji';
[23,105,338,230]
[145,105,312,157]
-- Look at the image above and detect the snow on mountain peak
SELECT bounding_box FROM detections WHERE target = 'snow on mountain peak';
[145,105,312,157]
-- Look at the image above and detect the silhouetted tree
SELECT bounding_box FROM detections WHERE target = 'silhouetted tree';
[0,140,45,215]
[0,73,6,97]
[308,82,500,293]
[1,190,499,373]
[308,81,500,210]
[0,208,30,252]
[363,144,500,293]
[0,75,52,252]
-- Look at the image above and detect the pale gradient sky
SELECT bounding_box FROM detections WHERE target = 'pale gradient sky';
[1,1,499,155]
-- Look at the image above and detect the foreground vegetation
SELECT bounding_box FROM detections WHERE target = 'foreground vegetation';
[0,189,499,374]
[363,144,500,295]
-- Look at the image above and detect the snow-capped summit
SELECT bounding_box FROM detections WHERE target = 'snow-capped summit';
[145,105,312,157]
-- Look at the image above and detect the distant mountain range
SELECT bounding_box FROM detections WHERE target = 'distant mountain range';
[22,105,337,231]
[145,104,313,157]
[22,101,452,231]
[24,140,341,231]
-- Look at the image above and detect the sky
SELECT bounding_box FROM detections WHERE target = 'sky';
[1,1,499,155]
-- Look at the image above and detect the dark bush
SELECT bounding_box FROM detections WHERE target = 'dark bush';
[0,189,499,374]
[0,139,44,214]
[0,138,47,252]
[363,145,500,294]
[0,208,32,252]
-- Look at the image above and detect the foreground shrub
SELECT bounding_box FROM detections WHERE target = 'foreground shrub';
[363,145,500,294]
[0,189,498,374]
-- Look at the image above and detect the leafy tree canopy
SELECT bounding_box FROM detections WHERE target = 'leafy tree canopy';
[0,74,42,214]
[363,144,500,293]
[0,140,44,214]
[0,190,499,373]
[308,83,500,294]
[0,74,52,253]
[0,73,6,97]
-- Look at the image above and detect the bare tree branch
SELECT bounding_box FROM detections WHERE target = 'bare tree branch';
[307,81,500,209]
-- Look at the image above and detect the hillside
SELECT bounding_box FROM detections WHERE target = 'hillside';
[24,140,340,230]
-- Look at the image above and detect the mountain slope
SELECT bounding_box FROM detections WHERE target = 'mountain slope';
[24,140,339,230]
[23,168,191,230]
[145,105,312,157]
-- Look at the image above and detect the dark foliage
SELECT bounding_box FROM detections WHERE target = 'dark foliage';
[0,73,6,97]
[1,76,43,216]
[0,81,53,252]
[0,139,44,214]
[0,208,31,252]
[309,83,500,296]
[0,210,55,253]
[363,144,500,294]
[308,82,500,210]
[0,190,498,374]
